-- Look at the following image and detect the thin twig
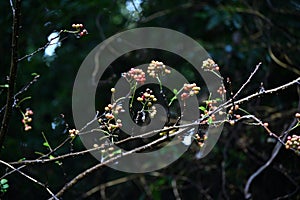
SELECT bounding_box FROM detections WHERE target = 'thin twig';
[0,160,58,199]
[81,175,139,199]
[243,86,300,199]
[171,178,181,200]
[0,0,22,151]
[52,128,188,198]
[9,0,15,15]
[17,33,65,62]
[0,75,40,114]
[232,62,262,100]
[213,76,300,117]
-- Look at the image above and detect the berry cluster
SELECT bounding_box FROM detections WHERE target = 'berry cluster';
[137,88,157,106]
[147,60,171,78]
[195,133,208,148]
[95,144,121,161]
[180,83,200,100]
[229,104,238,113]
[22,109,33,131]
[122,68,146,85]
[68,129,79,138]
[285,135,300,152]
[71,23,88,37]
[98,103,123,133]
[136,88,158,119]
[217,85,227,95]
[202,58,219,71]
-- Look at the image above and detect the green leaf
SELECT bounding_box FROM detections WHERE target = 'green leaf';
[34,151,44,156]
[49,155,62,165]
[173,89,178,94]
[43,142,50,148]
[113,149,122,155]
[31,72,39,76]
[2,184,9,189]
[0,179,8,185]
[18,157,26,162]
[199,106,206,111]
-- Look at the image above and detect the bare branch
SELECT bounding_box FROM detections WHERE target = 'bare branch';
[171,178,181,200]
[52,128,188,198]
[0,160,58,199]
[243,86,300,199]
[232,62,262,100]
[0,0,22,151]
[0,75,40,114]
[9,0,15,15]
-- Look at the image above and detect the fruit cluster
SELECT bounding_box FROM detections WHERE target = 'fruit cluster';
[285,135,300,151]
[137,89,158,118]
[22,109,33,131]
[98,103,123,134]
[147,60,171,78]
[122,68,146,85]
[217,85,227,95]
[195,133,208,148]
[71,23,88,37]
[202,58,220,71]
[68,129,79,138]
[137,88,157,106]
[180,83,200,101]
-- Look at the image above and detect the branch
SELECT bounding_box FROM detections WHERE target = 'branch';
[0,160,58,199]
[17,33,66,62]
[243,86,300,199]
[81,175,139,198]
[213,76,300,116]
[52,128,188,198]
[9,0,15,15]
[0,0,22,151]
[232,62,261,100]
[0,74,40,114]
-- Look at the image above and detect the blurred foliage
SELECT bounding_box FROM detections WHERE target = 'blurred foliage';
[0,0,300,199]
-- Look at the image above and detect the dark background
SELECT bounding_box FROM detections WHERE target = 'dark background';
[0,0,300,199]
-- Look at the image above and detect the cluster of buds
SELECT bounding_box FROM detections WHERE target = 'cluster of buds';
[149,106,157,118]
[202,58,219,71]
[98,145,122,160]
[217,85,227,95]
[106,119,122,132]
[98,103,123,133]
[285,135,300,152]
[104,103,124,115]
[180,83,201,101]
[195,133,208,148]
[69,129,79,138]
[147,60,171,78]
[227,104,242,122]
[137,88,157,107]
[22,109,33,131]
[122,68,146,85]
[71,23,88,37]
[228,104,239,115]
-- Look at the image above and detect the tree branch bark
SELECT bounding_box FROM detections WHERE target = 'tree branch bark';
[0,0,22,151]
